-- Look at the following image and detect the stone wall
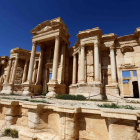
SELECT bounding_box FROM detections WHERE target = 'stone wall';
[0,99,139,140]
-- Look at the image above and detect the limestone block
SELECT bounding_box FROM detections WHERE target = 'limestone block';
[5,105,20,125]
[108,118,138,140]
[48,113,59,133]
[87,55,93,65]
[28,108,46,130]
[78,114,109,140]
[65,113,78,140]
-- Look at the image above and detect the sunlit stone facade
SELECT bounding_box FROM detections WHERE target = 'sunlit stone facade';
[0,17,140,99]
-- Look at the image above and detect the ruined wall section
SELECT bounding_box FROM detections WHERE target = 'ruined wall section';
[0,100,139,140]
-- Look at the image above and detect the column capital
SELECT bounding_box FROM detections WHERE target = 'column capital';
[72,54,76,57]
[109,44,115,50]
[55,35,60,40]
[32,41,37,46]
[94,40,100,47]
[80,44,85,49]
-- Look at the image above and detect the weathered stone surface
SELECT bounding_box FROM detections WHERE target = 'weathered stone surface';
[0,99,139,140]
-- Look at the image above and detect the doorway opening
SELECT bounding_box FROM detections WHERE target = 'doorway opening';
[132,81,139,98]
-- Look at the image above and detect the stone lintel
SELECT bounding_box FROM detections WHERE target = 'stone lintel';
[101,108,137,120]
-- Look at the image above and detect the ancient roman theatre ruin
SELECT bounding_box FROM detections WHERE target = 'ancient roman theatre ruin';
[0,17,140,140]
[0,17,140,99]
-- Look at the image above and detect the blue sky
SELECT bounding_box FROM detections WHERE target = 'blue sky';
[0,0,140,56]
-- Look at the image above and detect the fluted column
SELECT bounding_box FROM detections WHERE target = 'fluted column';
[36,48,44,84]
[110,45,117,83]
[51,35,60,83]
[11,56,18,84]
[5,59,12,84]
[27,41,37,83]
[22,59,29,83]
[94,41,100,82]
[72,54,77,84]
[80,45,85,83]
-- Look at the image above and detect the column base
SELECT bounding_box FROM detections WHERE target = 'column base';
[1,84,13,94]
[47,83,66,98]
[49,79,58,84]
[23,83,33,96]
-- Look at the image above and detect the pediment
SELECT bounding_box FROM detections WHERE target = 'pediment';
[30,17,68,35]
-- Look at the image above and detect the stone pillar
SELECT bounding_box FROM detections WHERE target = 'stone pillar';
[36,48,44,84]
[60,44,66,84]
[4,59,12,84]
[43,68,48,93]
[110,45,117,83]
[80,45,85,83]
[108,118,138,140]
[94,41,100,82]
[11,56,18,84]
[78,51,81,83]
[22,59,29,83]
[32,61,37,84]
[27,41,37,83]
[51,35,60,83]
[72,54,77,84]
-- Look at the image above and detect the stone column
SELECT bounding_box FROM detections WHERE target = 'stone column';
[27,41,37,83]
[32,61,37,84]
[110,45,117,83]
[4,59,12,84]
[11,56,18,84]
[72,54,77,84]
[22,59,29,83]
[80,45,85,83]
[51,35,60,83]
[43,68,48,93]
[60,44,66,84]
[36,48,44,84]
[78,51,81,83]
[94,41,100,82]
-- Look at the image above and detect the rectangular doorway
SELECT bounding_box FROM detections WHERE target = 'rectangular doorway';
[132,81,139,98]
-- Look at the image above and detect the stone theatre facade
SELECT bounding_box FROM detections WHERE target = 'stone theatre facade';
[0,17,140,99]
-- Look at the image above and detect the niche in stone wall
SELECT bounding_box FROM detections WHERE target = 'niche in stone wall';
[14,59,25,84]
